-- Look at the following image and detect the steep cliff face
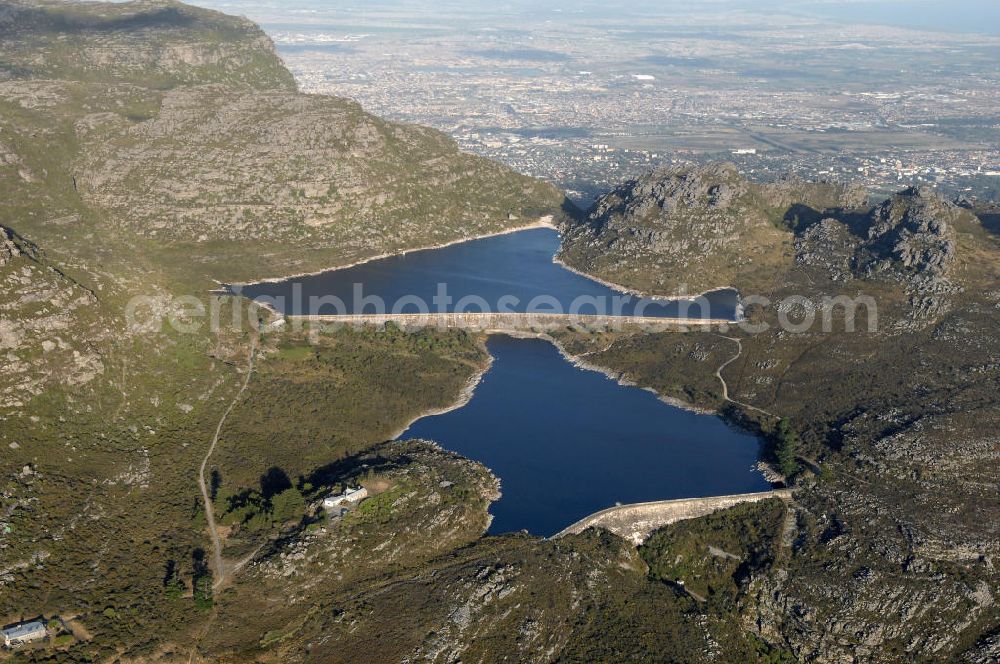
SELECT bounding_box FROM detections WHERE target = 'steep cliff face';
[0,0,297,90]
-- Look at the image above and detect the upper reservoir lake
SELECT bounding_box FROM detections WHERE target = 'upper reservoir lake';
[401,335,769,536]
[236,227,739,319]
[239,227,767,536]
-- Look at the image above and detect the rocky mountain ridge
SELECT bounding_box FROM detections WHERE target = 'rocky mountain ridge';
[561,163,981,326]
[558,162,869,296]
[0,0,297,90]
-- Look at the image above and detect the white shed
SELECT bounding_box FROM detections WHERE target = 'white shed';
[323,486,368,511]
[2,620,47,647]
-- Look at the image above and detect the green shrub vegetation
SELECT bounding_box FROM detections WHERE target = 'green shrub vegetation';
[640,499,787,605]
[773,419,802,478]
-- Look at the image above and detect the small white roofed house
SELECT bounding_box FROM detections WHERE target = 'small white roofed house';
[323,486,368,511]
[2,620,47,647]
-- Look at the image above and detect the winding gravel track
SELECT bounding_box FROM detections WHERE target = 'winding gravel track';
[198,337,256,589]
[715,334,777,419]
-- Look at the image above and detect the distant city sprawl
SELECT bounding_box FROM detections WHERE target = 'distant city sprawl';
[192,0,1000,204]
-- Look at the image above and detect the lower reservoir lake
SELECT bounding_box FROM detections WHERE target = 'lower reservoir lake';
[400,335,769,537]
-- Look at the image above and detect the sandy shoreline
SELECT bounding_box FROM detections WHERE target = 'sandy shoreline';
[550,254,736,304]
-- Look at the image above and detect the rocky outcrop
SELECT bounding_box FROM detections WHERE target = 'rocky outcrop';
[794,189,962,290]
[591,162,747,224]
[854,187,958,280]
[0,225,40,266]
[850,188,964,328]
[578,163,754,262]
[558,163,868,296]
[0,225,19,266]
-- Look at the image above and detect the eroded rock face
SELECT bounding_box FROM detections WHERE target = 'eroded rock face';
[852,188,964,329]
[0,225,19,266]
[558,163,870,295]
[794,189,962,292]
[794,218,857,283]
[856,187,958,280]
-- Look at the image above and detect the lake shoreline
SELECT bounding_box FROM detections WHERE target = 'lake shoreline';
[223,220,741,319]
[396,329,724,437]
[229,224,742,324]
[550,254,736,304]
[221,216,557,289]
[388,352,495,442]
[550,336,721,417]
[504,331,720,417]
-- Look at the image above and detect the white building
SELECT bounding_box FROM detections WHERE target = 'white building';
[2,620,47,648]
[323,486,368,512]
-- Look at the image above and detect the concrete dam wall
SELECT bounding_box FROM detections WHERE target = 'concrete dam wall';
[553,489,793,545]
